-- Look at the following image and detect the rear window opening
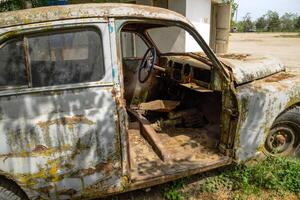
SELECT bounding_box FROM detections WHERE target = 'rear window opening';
[0,28,105,90]
[28,29,105,87]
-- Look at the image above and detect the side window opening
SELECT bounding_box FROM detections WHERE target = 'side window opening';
[0,28,106,91]
[121,32,148,58]
[0,39,27,88]
[28,29,105,87]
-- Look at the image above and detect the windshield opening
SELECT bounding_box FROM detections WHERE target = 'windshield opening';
[147,25,204,54]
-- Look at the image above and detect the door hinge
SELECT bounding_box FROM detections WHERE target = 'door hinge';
[224,108,238,118]
[219,144,235,157]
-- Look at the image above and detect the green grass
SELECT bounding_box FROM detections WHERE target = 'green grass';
[164,157,300,200]
[164,179,185,200]
[199,157,300,197]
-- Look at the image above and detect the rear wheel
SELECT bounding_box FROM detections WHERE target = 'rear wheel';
[264,106,300,157]
[0,178,28,200]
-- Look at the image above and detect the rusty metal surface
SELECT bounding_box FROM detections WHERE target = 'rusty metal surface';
[0,20,125,199]
[220,54,285,85]
[234,72,300,162]
[166,55,212,71]
[128,121,227,182]
[0,3,192,29]
[138,100,180,112]
[0,87,123,199]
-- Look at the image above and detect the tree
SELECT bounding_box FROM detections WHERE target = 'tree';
[256,15,267,31]
[222,0,239,28]
[0,0,49,12]
[295,16,300,30]
[239,13,254,32]
[280,12,297,31]
[31,0,48,7]
[265,10,281,31]
[0,0,24,12]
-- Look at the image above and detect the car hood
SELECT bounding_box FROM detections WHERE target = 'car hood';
[219,54,285,85]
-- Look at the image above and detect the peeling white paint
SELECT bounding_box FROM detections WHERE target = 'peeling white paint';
[221,54,285,84]
[235,72,300,162]
[0,3,193,29]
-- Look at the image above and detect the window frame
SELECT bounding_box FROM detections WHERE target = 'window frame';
[25,27,106,88]
[0,21,112,96]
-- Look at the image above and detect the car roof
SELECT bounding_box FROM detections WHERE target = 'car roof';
[0,3,192,28]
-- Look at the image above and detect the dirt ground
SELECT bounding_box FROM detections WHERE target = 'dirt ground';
[228,32,300,71]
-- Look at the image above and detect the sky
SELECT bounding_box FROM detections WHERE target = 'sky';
[235,0,300,20]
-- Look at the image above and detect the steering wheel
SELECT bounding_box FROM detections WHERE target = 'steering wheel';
[138,47,157,83]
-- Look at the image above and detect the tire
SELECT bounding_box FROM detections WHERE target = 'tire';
[264,106,300,157]
[0,178,28,200]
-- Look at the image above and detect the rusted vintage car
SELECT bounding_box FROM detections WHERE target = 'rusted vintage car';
[0,3,299,200]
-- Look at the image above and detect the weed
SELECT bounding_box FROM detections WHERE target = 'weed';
[199,174,233,193]
[164,179,185,200]
[199,157,300,197]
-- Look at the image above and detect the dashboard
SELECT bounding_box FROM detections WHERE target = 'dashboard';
[159,55,212,91]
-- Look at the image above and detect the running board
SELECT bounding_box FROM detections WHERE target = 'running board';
[129,156,232,185]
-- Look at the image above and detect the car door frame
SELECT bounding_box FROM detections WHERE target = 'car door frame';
[113,17,238,166]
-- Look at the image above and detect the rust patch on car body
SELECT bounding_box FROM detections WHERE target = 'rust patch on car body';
[32,144,48,152]
[234,72,300,162]
[220,53,251,60]
[0,3,192,29]
[264,73,296,82]
[220,54,285,85]
[0,145,73,159]
[37,115,95,132]
[80,162,113,176]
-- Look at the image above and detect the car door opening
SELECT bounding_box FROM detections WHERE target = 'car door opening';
[120,22,230,182]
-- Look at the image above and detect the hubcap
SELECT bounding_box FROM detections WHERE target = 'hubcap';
[265,126,295,155]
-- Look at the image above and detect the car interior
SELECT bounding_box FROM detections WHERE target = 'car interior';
[120,22,228,182]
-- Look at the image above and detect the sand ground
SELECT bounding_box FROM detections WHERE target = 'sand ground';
[228,32,300,72]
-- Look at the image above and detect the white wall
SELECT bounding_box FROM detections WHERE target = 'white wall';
[122,0,212,55]
[146,0,186,53]
[185,0,212,51]
[166,0,211,52]
[148,27,186,53]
